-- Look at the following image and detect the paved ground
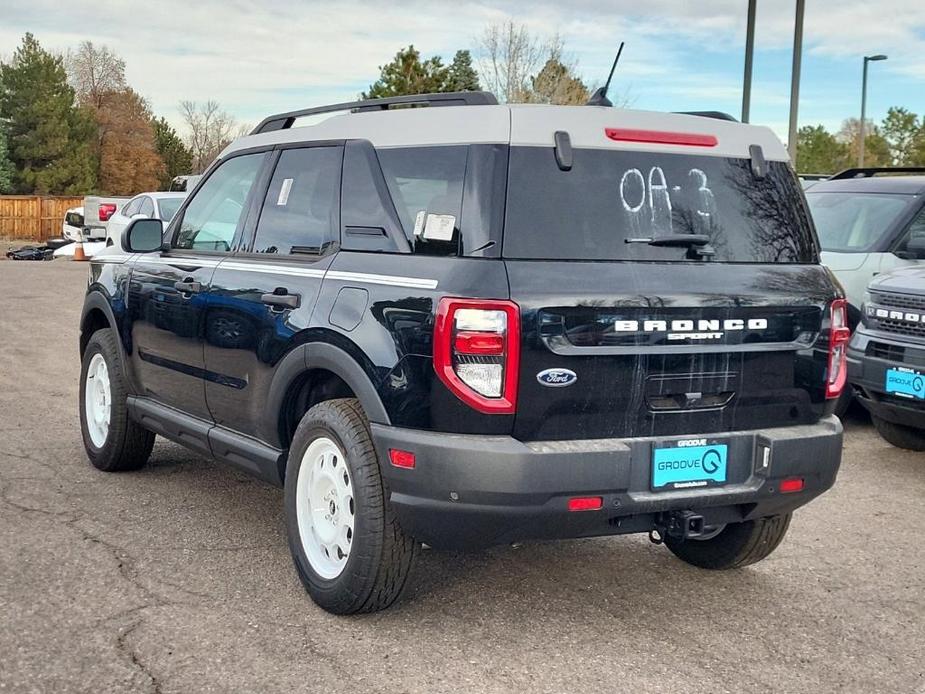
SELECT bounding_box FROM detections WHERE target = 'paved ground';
[0,259,923,694]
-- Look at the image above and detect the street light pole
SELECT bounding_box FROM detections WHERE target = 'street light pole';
[787,0,805,164]
[859,54,888,167]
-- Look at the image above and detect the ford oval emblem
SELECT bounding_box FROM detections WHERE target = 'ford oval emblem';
[536,368,578,387]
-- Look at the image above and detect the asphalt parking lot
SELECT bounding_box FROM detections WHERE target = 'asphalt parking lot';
[0,259,923,694]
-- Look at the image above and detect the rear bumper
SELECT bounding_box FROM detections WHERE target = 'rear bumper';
[371,417,843,549]
[848,329,925,428]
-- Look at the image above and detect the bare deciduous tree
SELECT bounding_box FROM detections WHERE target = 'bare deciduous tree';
[65,41,126,109]
[476,21,545,103]
[179,100,246,173]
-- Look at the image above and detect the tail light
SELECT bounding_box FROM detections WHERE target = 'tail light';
[433,298,520,414]
[826,299,851,399]
[98,203,117,222]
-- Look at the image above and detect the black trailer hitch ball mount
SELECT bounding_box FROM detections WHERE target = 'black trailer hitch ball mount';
[649,510,705,544]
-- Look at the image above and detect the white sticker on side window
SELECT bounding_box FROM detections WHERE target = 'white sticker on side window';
[423,214,455,241]
[277,178,294,206]
[413,210,426,236]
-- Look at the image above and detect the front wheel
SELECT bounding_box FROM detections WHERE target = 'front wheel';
[664,514,791,570]
[79,328,155,471]
[284,399,418,614]
[872,415,925,451]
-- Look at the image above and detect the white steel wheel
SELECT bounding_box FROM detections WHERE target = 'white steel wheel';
[295,436,355,580]
[84,353,111,448]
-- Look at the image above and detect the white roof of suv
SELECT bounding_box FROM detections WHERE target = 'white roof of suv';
[222,101,789,162]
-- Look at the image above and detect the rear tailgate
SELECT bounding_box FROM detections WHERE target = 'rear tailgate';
[502,109,838,441]
[507,261,832,441]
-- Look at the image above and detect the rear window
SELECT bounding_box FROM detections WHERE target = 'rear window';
[158,198,182,222]
[806,191,912,252]
[503,147,816,263]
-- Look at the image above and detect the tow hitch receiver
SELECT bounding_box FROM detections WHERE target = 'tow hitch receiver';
[649,511,705,544]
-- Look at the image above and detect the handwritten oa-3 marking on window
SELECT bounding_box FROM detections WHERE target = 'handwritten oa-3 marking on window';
[619,166,717,233]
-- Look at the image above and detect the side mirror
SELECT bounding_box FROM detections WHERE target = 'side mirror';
[123,218,164,253]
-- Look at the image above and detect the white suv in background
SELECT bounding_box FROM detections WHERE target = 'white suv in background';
[806,168,925,329]
[105,192,187,247]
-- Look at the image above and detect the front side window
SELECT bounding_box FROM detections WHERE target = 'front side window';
[174,153,266,252]
[158,197,183,223]
[894,207,925,259]
[807,191,913,253]
[252,146,342,255]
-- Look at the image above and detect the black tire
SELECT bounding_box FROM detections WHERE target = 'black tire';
[872,415,925,451]
[79,328,155,471]
[284,398,417,614]
[664,513,791,570]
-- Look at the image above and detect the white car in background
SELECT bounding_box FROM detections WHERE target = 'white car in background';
[805,168,925,328]
[105,192,187,247]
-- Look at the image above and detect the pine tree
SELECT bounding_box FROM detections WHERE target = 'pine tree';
[0,33,96,194]
[152,117,193,189]
[362,46,450,99]
[446,50,480,92]
[0,122,14,193]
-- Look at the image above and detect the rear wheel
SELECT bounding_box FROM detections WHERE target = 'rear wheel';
[79,329,155,471]
[284,398,418,614]
[872,415,925,451]
[664,513,791,570]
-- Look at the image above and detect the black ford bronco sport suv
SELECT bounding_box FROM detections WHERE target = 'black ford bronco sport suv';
[79,92,844,614]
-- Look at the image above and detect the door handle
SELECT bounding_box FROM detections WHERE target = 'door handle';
[261,289,301,310]
[174,279,202,294]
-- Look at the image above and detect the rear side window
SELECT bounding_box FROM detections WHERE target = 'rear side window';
[806,191,912,252]
[253,146,342,255]
[378,146,467,255]
[503,147,817,263]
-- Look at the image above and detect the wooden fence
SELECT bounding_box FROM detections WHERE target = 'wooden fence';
[0,195,85,241]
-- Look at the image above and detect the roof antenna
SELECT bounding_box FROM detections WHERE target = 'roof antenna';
[586,42,624,107]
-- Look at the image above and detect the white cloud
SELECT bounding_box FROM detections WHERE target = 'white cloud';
[1,0,923,139]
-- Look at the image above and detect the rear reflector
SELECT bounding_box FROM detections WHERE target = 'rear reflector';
[388,449,416,469]
[779,477,804,493]
[605,127,718,148]
[567,496,603,512]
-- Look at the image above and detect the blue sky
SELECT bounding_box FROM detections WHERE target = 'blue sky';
[2,0,924,144]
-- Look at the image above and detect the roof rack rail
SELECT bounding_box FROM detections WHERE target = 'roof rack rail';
[674,111,738,122]
[251,91,499,135]
[829,166,925,180]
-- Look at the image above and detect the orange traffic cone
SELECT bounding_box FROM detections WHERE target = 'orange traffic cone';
[73,241,87,262]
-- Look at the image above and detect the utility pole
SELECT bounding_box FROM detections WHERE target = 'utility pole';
[787,0,805,164]
[742,0,757,123]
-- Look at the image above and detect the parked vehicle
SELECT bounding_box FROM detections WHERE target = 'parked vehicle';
[169,175,202,192]
[79,91,845,615]
[82,196,129,241]
[62,206,85,242]
[105,192,187,247]
[848,265,925,450]
[806,167,925,328]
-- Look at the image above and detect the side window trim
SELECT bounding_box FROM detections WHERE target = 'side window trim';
[340,139,410,254]
[166,148,272,256]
